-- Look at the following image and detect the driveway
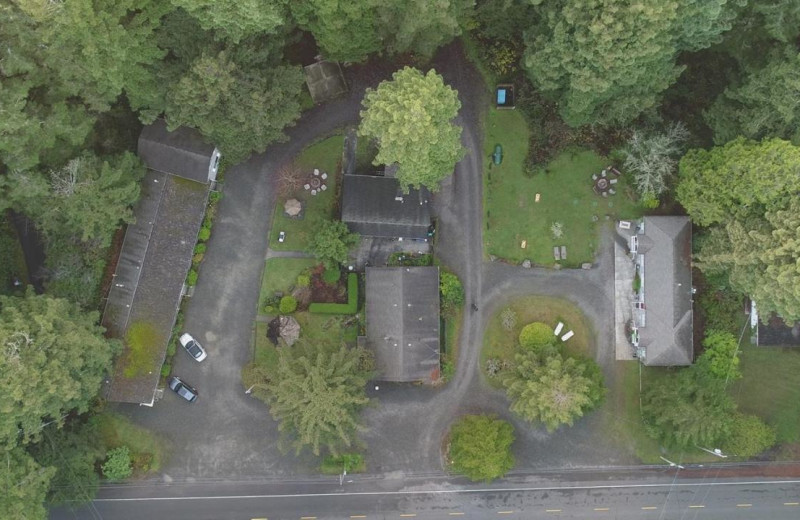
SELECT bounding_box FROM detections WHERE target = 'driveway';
[114,43,633,481]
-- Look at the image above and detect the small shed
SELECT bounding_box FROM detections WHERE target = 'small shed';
[304,61,348,104]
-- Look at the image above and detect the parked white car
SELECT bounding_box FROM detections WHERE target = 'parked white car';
[179,333,207,362]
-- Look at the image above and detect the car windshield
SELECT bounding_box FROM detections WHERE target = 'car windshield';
[187,341,202,357]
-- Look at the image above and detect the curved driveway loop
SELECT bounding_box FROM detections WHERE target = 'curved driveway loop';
[114,44,633,481]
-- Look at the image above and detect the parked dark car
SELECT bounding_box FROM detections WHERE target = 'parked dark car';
[168,376,198,403]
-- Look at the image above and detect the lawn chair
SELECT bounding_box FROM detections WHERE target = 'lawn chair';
[554,247,561,260]
[592,173,598,181]
[609,178,618,185]
[561,330,574,341]
[554,322,564,336]
[600,170,607,178]
[560,246,567,260]
[608,188,616,195]
[602,191,608,197]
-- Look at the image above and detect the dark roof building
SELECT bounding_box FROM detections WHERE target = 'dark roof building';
[341,174,432,239]
[103,123,215,405]
[364,266,440,382]
[138,119,221,184]
[636,216,693,366]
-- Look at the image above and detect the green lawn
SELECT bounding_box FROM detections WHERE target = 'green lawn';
[258,258,318,316]
[732,343,800,445]
[269,134,344,251]
[483,109,642,266]
[481,296,594,388]
[94,412,167,476]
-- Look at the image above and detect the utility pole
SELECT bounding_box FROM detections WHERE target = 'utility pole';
[659,456,684,469]
[697,446,728,458]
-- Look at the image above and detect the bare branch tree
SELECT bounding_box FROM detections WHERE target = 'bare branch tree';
[49,157,85,197]
[623,122,689,199]
[276,161,305,198]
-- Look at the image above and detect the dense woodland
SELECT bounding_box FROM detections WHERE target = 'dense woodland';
[2,0,800,516]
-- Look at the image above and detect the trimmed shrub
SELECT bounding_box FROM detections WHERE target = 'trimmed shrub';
[448,415,515,482]
[440,271,464,316]
[519,322,554,350]
[194,243,207,254]
[309,274,358,314]
[279,295,298,314]
[192,253,204,266]
[102,446,133,481]
[321,453,365,474]
[723,414,776,458]
[187,269,198,286]
[160,363,171,377]
[296,274,311,288]
[322,267,341,284]
[198,227,211,241]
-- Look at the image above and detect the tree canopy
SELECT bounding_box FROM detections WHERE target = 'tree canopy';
[523,0,739,126]
[0,293,119,446]
[359,67,464,191]
[0,447,54,520]
[257,342,373,456]
[448,415,515,482]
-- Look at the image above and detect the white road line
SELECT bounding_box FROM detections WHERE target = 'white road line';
[93,479,800,502]
[593,507,609,511]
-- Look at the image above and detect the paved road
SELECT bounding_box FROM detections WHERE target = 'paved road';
[51,471,800,520]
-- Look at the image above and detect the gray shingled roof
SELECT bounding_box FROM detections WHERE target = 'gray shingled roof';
[639,216,693,366]
[365,267,440,382]
[341,175,432,239]
[304,61,348,104]
[102,172,209,404]
[138,119,217,184]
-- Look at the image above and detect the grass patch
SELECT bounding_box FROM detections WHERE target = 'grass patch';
[270,135,343,251]
[442,308,463,383]
[482,296,594,387]
[122,321,163,378]
[320,453,366,474]
[93,412,167,477]
[483,109,642,265]
[732,343,800,444]
[258,258,317,316]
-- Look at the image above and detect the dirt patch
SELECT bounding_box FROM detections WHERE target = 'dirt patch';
[309,264,347,303]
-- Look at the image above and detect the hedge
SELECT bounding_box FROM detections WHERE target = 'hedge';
[309,273,358,314]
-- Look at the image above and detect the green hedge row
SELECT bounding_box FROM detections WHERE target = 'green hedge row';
[309,273,358,314]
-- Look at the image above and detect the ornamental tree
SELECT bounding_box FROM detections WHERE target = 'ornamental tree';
[359,67,464,192]
[504,350,605,431]
[307,220,360,269]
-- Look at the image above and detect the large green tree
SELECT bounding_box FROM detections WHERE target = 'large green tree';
[359,67,464,191]
[0,447,54,520]
[503,351,604,431]
[257,343,373,456]
[642,368,735,447]
[290,0,381,62]
[171,0,286,43]
[378,0,474,58]
[704,46,800,144]
[676,138,800,227]
[448,415,515,482]
[1,153,145,244]
[523,0,739,126]
[0,293,119,446]
[164,51,305,163]
[696,199,800,321]
[696,330,741,381]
